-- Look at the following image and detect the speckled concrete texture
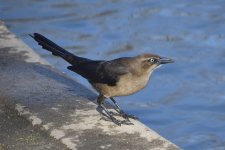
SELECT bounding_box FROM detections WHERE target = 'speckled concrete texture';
[0,21,179,150]
[0,103,67,150]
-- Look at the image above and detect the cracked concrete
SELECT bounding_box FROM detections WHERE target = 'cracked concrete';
[0,20,179,150]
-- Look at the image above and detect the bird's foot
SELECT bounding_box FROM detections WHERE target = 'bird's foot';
[110,116,122,126]
[98,105,122,126]
[120,111,138,120]
[109,97,138,120]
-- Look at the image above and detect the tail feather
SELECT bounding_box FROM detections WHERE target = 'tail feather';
[30,33,90,65]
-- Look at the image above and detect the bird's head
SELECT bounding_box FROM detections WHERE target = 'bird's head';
[136,54,174,74]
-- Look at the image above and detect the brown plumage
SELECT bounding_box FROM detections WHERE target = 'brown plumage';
[92,54,161,97]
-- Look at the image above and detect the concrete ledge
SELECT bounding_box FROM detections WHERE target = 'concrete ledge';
[0,21,179,150]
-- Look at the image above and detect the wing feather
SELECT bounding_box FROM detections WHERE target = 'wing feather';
[67,59,130,86]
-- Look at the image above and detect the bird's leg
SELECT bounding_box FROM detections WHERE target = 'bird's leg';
[97,95,121,125]
[110,97,138,120]
[97,95,112,117]
[109,97,123,113]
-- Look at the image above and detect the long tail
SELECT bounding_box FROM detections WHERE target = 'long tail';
[30,33,90,65]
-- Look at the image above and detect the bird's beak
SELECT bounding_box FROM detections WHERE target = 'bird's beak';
[159,57,174,64]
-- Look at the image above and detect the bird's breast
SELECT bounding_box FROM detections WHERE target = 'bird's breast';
[92,72,152,97]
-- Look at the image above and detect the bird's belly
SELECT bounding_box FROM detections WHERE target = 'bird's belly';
[92,74,151,97]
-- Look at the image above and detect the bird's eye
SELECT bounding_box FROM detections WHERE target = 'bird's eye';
[149,58,155,63]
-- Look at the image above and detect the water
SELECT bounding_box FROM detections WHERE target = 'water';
[1,0,225,149]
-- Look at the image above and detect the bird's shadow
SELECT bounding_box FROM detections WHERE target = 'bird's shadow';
[96,106,134,126]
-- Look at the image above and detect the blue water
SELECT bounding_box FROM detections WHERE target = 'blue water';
[1,0,225,149]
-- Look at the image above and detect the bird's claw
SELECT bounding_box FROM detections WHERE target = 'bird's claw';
[111,117,122,126]
[120,111,138,120]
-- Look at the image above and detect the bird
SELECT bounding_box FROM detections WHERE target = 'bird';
[30,33,173,124]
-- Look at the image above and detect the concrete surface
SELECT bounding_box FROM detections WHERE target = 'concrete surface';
[0,20,179,150]
[0,103,67,150]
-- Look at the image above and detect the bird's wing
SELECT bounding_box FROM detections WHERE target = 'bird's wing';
[67,59,130,86]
